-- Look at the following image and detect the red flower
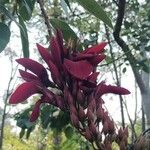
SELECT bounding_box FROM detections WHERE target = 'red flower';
[9,30,130,149]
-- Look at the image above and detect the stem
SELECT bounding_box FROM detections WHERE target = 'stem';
[104,25,125,128]
[37,0,52,38]
[0,60,16,149]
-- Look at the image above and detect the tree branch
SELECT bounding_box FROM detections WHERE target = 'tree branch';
[105,24,125,128]
[37,0,52,38]
[113,0,146,93]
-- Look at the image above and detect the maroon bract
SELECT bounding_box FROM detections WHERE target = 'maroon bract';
[9,30,130,150]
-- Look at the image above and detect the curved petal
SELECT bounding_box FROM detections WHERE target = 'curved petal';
[82,42,107,54]
[64,59,93,79]
[19,69,39,82]
[37,43,52,65]
[89,54,106,66]
[48,60,62,87]
[30,100,42,122]
[16,58,48,79]
[50,36,62,67]
[9,82,40,104]
[96,82,130,98]
[87,72,99,84]
[73,53,93,61]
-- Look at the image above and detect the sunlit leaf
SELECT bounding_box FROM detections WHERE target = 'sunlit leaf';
[50,18,78,43]
[0,4,27,37]
[18,15,29,57]
[18,0,36,21]
[75,0,113,28]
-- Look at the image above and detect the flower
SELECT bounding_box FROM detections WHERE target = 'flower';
[9,30,130,149]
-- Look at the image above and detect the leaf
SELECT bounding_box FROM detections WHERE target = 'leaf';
[64,126,74,138]
[18,0,36,21]
[18,15,29,57]
[40,105,55,129]
[75,0,113,28]
[26,127,34,139]
[0,22,10,52]
[19,129,25,138]
[0,4,27,38]
[64,0,71,10]
[60,0,69,18]
[50,18,78,43]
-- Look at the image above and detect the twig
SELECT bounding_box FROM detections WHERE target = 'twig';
[37,0,52,38]
[104,24,125,128]
[112,0,119,6]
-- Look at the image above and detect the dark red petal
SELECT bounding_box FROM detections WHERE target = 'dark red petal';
[73,53,93,61]
[89,54,106,66]
[37,43,52,65]
[56,30,64,53]
[48,60,62,87]
[87,72,99,83]
[19,69,39,82]
[16,58,48,79]
[30,100,41,122]
[9,82,39,104]
[64,59,93,79]
[50,36,62,66]
[82,42,107,54]
[96,82,130,98]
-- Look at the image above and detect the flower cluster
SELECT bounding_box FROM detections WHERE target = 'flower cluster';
[9,30,130,149]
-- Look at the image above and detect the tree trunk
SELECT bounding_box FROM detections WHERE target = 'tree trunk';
[141,71,150,129]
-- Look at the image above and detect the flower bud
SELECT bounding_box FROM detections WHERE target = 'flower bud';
[89,122,97,136]
[70,113,79,128]
[55,96,64,110]
[77,89,84,105]
[104,142,112,150]
[67,92,74,106]
[102,121,109,135]
[96,107,104,121]
[87,108,94,122]
[119,141,126,150]
[84,127,93,142]
[118,128,124,141]
[78,107,86,121]
[108,120,115,134]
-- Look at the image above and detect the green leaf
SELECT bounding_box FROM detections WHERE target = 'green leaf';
[18,0,36,21]
[18,15,29,58]
[19,129,25,139]
[75,0,113,28]
[0,23,10,52]
[50,18,78,42]
[60,0,69,18]
[64,126,74,138]
[26,127,34,139]
[50,18,83,50]
[0,4,27,39]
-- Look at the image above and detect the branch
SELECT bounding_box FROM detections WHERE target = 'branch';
[112,0,119,6]
[105,24,125,128]
[113,0,146,93]
[37,0,52,38]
